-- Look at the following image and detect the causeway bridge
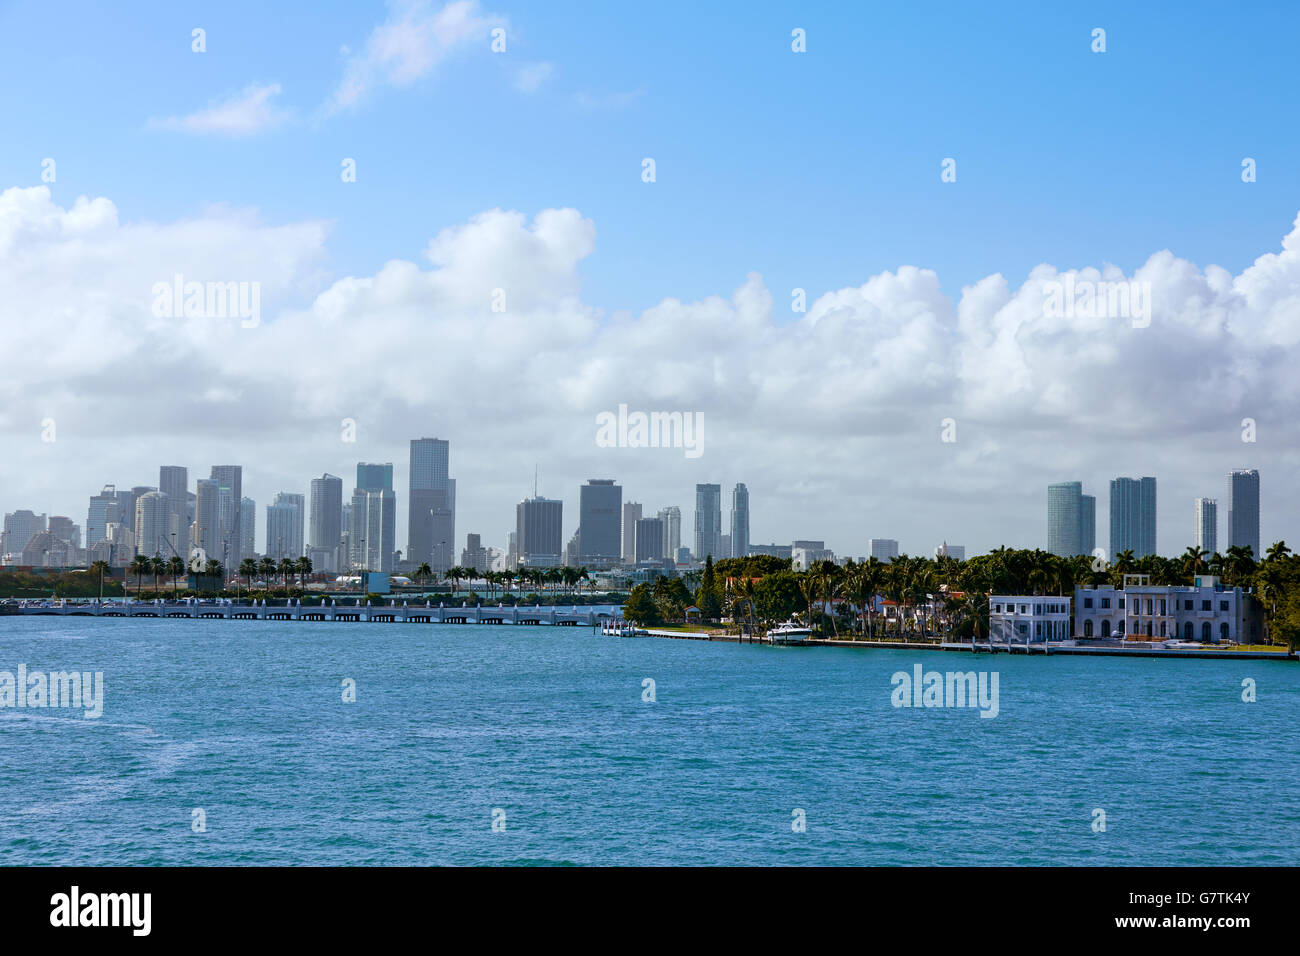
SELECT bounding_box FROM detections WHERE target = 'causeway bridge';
[4,599,620,626]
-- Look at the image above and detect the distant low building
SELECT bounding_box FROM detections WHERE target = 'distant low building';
[989,595,1071,645]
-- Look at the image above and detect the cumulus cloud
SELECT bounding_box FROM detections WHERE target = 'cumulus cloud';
[2,185,1298,557]
[150,83,290,137]
[327,0,498,113]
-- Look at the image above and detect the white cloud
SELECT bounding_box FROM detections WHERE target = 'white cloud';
[151,83,290,137]
[3,185,1299,559]
[327,0,498,113]
[513,61,553,94]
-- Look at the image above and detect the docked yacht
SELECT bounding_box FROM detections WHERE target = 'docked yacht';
[766,621,814,644]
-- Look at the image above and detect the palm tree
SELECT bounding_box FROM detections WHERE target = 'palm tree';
[797,573,818,631]
[295,556,313,592]
[239,558,258,597]
[150,555,165,594]
[204,559,224,588]
[277,558,295,592]
[1181,545,1207,579]
[416,562,432,589]
[90,560,111,601]
[1265,541,1291,564]
[129,554,151,597]
[166,555,185,596]
[258,556,276,591]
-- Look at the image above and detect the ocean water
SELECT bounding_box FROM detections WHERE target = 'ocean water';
[1,617,1296,866]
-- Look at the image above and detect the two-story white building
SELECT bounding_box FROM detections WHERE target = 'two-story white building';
[1074,575,1262,643]
[989,594,1072,645]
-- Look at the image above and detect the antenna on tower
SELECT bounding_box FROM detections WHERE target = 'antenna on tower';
[534,465,538,498]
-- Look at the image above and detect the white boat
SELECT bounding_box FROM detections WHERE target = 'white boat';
[767,621,814,644]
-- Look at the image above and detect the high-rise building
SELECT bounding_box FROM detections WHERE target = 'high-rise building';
[461,533,488,573]
[47,516,80,549]
[730,483,750,562]
[350,488,396,572]
[693,483,722,561]
[134,491,171,558]
[86,485,120,548]
[240,497,256,559]
[193,478,222,564]
[1110,476,1157,558]
[868,539,899,563]
[266,493,305,561]
[578,479,622,567]
[356,463,393,492]
[210,466,243,564]
[308,474,344,572]
[1047,481,1097,557]
[621,502,642,564]
[657,506,681,559]
[1,510,47,557]
[159,465,189,560]
[1195,498,1218,556]
[516,496,563,567]
[634,517,665,562]
[408,439,456,573]
[1227,469,1260,558]
[934,542,966,561]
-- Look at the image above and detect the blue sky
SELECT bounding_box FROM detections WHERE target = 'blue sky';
[3,0,1297,315]
[2,0,1299,559]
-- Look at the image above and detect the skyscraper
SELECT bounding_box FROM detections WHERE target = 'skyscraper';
[1195,497,1217,556]
[240,497,256,559]
[134,491,171,558]
[210,465,243,564]
[516,496,563,566]
[868,539,899,563]
[693,483,722,561]
[1047,481,1096,557]
[621,502,642,564]
[1227,469,1260,558]
[266,493,305,561]
[658,505,681,559]
[1110,476,1157,558]
[308,473,344,572]
[159,466,189,559]
[408,439,455,573]
[730,483,750,561]
[578,479,622,567]
[86,485,120,548]
[352,464,396,571]
[634,517,665,562]
[193,478,221,563]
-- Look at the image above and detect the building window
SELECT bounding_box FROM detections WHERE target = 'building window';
[1160,599,1166,615]
[1118,598,1126,609]
[1084,620,1094,637]
[1118,620,1126,635]
[1220,623,1229,642]
[1201,600,1211,611]
[1184,622,1194,640]
[1100,619,1111,637]
[1201,621,1211,641]
[1101,598,1111,609]
[1219,601,1229,612]
[1184,600,1193,610]
[1084,597,1093,609]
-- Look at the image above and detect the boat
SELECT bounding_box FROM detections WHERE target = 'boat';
[767,621,814,644]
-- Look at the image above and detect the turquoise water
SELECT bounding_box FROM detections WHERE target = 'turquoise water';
[1,617,1296,865]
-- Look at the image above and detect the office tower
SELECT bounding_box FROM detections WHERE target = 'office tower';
[516,496,563,567]
[159,465,189,559]
[730,483,750,562]
[308,474,344,572]
[461,533,488,574]
[868,539,899,563]
[634,517,665,562]
[133,491,171,558]
[408,439,456,573]
[356,463,393,492]
[47,516,80,549]
[749,542,793,559]
[350,488,396,572]
[792,539,825,551]
[658,506,682,558]
[1047,481,1096,558]
[506,531,518,569]
[113,487,152,547]
[1081,494,1096,555]
[621,502,642,563]
[1194,498,1218,556]
[1227,469,1260,558]
[193,478,222,562]
[934,542,966,561]
[1110,477,1157,558]
[719,534,732,559]
[210,466,243,563]
[86,485,120,547]
[240,497,256,559]
[266,493,305,561]
[693,483,722,560]
[578,479,622,566]
[564,530,582,567]
[1,510,47,557]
